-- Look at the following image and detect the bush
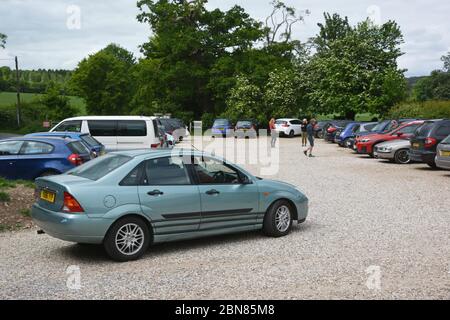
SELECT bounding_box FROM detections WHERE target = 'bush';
[388,100,450,119]
[0,191,11,202]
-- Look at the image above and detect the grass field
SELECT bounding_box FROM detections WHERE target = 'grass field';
[0,92,86,114]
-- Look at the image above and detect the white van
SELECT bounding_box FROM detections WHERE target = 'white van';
[50,116,161,151]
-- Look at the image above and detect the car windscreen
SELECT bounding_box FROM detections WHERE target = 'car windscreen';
[80,135,101,147]
[67,154,132,181]
[275,120,287,125]
[415,122,435,137]
[236,121,252,127]
[371,121,388,132]
[441,134,450,144]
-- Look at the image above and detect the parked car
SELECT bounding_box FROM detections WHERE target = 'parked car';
[26,132,105,158]
[234,119,259,139]
[435,134,450,170]
[313,121,330,138]
[345,122,378,149]
[355,119,416,140]
[50,116,162,151]
[274,118,302,137]
[410,119,450,168]
[335,122,363,147]
[32,149,309,261]
[324,120,353,142]
[0,137,91,180]
[373,139,413,164]
[356,120,424,157]
[211,119,234,138]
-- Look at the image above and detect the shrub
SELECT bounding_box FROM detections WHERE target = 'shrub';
[388,100,450,119]
[0,191,11,202]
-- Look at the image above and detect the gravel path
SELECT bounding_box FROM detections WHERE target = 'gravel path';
[0,138,449,299]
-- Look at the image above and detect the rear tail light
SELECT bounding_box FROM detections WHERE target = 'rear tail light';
[424,137,437,148]
[327,127,337,133]
[63,192,84,213]
[68,153,83,166]
[151,143,160,149]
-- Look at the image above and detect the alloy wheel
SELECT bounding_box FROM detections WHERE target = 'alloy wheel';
[275,205,291,232]
[115,223,145,256]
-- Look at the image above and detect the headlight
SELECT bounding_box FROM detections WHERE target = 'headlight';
[361,139,371,143]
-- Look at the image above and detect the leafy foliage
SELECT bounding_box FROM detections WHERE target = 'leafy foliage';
[412,71,450,101]
[389,100,450,119]
[39,82,77,121]
[0,33,6,48]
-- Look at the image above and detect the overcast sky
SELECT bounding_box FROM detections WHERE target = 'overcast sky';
[1,0,449,76]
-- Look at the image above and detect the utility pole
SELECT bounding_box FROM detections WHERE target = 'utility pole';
[15,56,21,127]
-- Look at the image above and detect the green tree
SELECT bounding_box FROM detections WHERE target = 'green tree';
[224,75,263,122]
[305,14,406,119]
[70,44,136,115]
[40,82,77,120]
[441,52,450,72]
[413,70,450,101]
[0,33,6,48]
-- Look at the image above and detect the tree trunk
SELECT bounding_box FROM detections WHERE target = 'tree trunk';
[344,110,356,120]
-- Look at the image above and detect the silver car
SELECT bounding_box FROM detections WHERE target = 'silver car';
[374,139,412,164]
[435,135,450,170]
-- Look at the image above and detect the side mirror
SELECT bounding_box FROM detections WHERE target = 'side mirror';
[240,174,252,185]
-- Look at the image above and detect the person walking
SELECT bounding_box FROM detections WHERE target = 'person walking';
[304,118,316,157]
[301,119,308,147]
[269,118,277,148]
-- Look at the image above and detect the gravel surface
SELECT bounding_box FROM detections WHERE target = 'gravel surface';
[0,138,449,299]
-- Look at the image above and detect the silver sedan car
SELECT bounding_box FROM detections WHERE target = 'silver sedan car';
[436,135,450,170]
[374,139,412,164]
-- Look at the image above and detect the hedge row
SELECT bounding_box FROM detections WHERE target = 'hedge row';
[388,100,450,119]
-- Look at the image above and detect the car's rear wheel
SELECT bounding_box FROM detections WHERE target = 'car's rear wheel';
[263,200,293,237]
[427,161,437,169]
[289,130,295,138]
[104,216,150,262]
[394,149,410,164]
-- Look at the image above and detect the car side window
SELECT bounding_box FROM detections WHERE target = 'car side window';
[87,120,117,136]
[0,141,23,156]
[143,156,191,186]
[54,120,82,132]
[193,156,243,185]
[20,141,54,155]
[397,124,420,134]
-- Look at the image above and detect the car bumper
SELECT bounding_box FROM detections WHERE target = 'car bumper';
[409,150,436,164]
[436,156,450,170]
[32,204,109,244]
[375,150,395,159]
[294,197,309,222]
[356,143,372,154]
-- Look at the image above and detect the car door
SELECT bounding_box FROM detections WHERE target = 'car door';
[87,120,118,152]
[290,120,302,135]
[137,156,202,237]
[15,141,55,180]
[190,156,260,231]
[116,120,148,150]
[0,140,23,179]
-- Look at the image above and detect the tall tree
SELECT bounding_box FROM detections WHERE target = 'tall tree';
[70,44,136,115]
[40,82,77,120]
[441,52,450,72]
[0,33,6,48]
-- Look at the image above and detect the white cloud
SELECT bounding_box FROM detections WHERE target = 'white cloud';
[1,0,449,76]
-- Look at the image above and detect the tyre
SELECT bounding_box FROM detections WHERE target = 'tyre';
[427,161,437,169]
[263,200,293,237]
[103,216,151,262]
[394,149,410,164]
[289,130,295,138]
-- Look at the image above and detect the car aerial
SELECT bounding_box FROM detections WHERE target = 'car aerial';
[211,119,234,138]
[26,132,105,158]
[234,119,259,139]
[0,137,91,180]
[355,120,424,157]
[50,116,162,151]
[435,134,450,170]
[410,119,450,168]
[345,122,378,149]
[373,139,413,164]
[274,118,302,137]
[31,149,308,262]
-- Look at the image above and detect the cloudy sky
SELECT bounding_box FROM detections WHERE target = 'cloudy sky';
[1,0,449,76]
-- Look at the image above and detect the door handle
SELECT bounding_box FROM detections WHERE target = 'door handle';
[147,190,164,196]
[206,189,220,195]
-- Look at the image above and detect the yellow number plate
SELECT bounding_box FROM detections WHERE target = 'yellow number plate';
[40,190,56,203]
[440,150,450,157]
[412,143,420,149]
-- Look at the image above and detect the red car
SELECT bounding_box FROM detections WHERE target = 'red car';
[355,120,424,157]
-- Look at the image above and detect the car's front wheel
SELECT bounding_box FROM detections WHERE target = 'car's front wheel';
[263,200,293,237]
[104,216,151,262]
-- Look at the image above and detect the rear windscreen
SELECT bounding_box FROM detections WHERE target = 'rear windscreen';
[275,121,287,125]
[80,135,100,147]
[67,154,132,181]
[416,122,434,137]
[68,141,89,154]
[213,120,230,126]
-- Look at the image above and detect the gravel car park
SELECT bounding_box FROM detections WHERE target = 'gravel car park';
[0,138,449,299]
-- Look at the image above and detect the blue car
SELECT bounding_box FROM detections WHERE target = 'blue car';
[32,149,309,261]
[335,122,362,146]
[211,119,234,138]
[26,132,105,157]
[0,137,92,180]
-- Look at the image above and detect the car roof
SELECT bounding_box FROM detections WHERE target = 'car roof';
[276,118,299,121]
[0,137,78,144]
[58,116,157,121]
[27,132,88,137]
[109,148,221,160]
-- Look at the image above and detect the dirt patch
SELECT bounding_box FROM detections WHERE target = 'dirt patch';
[0,185,35,232]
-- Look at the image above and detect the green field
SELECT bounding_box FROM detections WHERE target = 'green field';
[0,92,86,114]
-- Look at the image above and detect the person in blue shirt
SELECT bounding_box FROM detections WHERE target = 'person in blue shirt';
[304,119,316,157]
